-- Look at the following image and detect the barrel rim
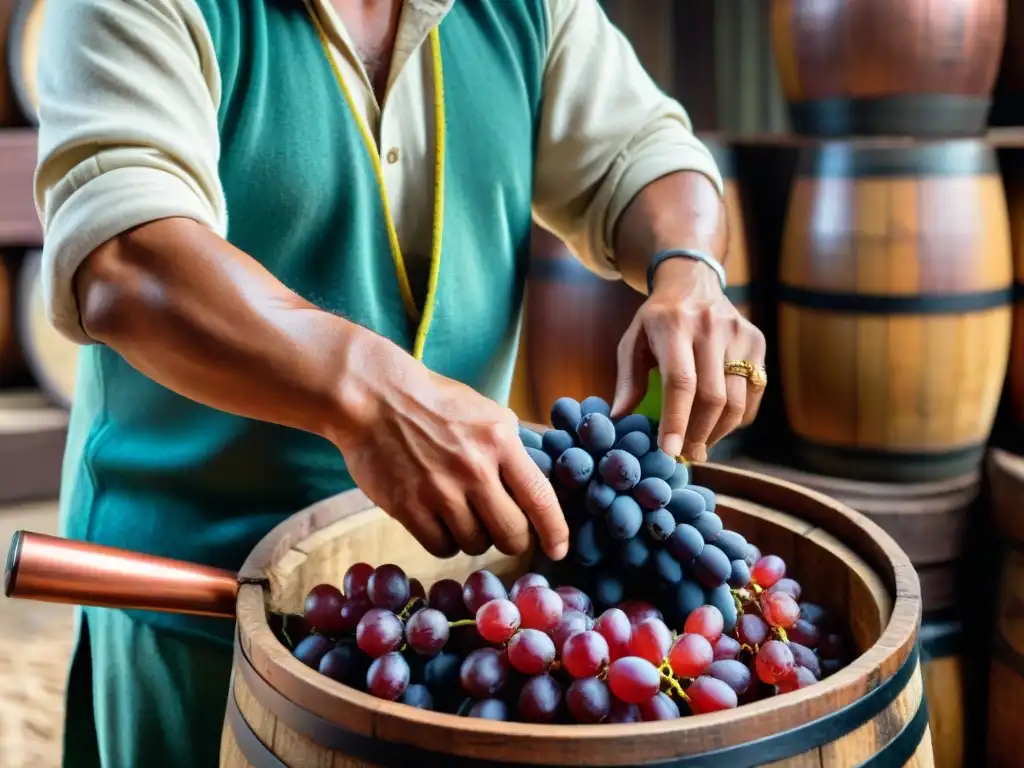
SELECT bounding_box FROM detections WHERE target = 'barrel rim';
[8,0,40,126]
[234,463,921,762]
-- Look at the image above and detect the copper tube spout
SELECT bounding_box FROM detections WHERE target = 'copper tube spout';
[4,531,239,619]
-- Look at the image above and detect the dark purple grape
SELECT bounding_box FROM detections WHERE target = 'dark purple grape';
[614,413,652,439]
[401,683,435,709]
[427,578,469,619]
[409,578,426,601]
[405,608,450,655]
[573,519,605,568]
[518,424,543,450]
[651,548,683,585]
[607,698,642,723]
[666,488,706,523]
[293,635,333,669]
[638,450,675,481]
[460,648,509,698]
[790,642,822,679]
[555,586,594,616]
[343,563,374,598]
[694,545,732,588]
[509,572,550,601]
[518,674,563,722]
[467,698,509,720]
[715,530,749,561]
[366,652,411,700]
[338,593,373,633]
[745,544,762,568]
[593,573,625,609]
[705,583,738,632]
[577,412,616,456]
[463,570,508,614]
[367,564,411,612]
[638,691,680,721]
[708,659,752,695]
[318,642,367,686]
[643,509,676,541]
[799,602,827,627]
[566,677,612,723]
[303,584,346,635]
[615,430,651,457]
[667,523,704,562]
[555,447,595,489]
[585,481,617,516]
[634,477,672,510]
[789,619,821,649]
[553,609,594,649]
[551,397,583,433]
[728,559,752,588]
[542,429,575,459]
[525,447,553,477]
[580,396,611,417]
[689,485,717,513]
[599,449,642,491]
[619,536,651,570]
[424,652,462,695]
[668,462,689,489]
[692,512,723,543]
[606,495,643,540]
[672,580,705,621]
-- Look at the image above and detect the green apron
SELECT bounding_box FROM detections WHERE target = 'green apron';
[61,1,548,765]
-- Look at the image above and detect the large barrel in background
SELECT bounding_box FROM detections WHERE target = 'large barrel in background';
[7,0,43,124]
[0,251,26,386]
[778,140,1013,482]
[17,250,77,408]
[990,0,1024,126]
[770,0,1006,137]
[1003,154,1024,452]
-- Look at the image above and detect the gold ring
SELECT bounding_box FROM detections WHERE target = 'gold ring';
[724,360,767,389]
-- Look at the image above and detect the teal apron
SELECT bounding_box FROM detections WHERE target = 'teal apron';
[61,1,548,765]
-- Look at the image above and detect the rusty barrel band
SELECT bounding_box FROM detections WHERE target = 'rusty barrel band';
[787,437,985,484]
[788,94,992,140]
[229,638,925,767]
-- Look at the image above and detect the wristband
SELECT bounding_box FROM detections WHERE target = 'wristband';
[646,248,727,294]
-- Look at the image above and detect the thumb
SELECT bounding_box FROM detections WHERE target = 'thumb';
[610,321,649,419]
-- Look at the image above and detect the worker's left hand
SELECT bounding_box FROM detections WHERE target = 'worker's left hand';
[610,257,766,462]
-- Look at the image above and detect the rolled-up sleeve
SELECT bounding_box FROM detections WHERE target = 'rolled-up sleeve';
[531,0,724,278]
[34,0,224,344]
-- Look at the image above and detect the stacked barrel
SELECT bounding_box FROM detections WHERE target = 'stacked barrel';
[768,2,1010,767]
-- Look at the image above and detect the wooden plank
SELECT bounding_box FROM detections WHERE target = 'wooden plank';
[0,130,41,247]
[0,389,66,504]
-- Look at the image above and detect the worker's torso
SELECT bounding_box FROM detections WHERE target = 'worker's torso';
[59,0,548,644]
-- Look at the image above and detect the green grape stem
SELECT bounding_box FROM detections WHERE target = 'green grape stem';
[657,662,689,701]
[398,597,426,622]
[448,619,477,628]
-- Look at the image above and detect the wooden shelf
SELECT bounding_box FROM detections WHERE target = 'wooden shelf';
[0,389,67,504]
[0,130,41,248]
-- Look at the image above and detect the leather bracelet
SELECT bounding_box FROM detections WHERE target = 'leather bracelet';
[646,248,727,294]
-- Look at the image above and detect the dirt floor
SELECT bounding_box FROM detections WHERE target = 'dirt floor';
[0,500,73,768]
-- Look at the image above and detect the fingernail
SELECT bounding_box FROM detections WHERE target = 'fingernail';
[662,433,684,457]
[550,541,569,561]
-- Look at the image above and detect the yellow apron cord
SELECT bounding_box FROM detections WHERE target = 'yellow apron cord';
[308,7,446,362]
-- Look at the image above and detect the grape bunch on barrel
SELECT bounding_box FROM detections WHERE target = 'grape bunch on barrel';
[272,395,851,723]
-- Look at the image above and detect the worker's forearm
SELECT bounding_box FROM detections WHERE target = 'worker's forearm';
[612,171,727,294]
[75,217,385,445]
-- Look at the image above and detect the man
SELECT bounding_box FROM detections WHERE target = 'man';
[35,0,766,765]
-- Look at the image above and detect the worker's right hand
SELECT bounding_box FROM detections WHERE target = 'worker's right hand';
[326,330,569,561]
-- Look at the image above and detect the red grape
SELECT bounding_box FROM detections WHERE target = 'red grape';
[606,657,661,704]
[515,586,563,632]
[789,642,822,679]
[768,577,802,600]
[789,618,821,649]
[468,699,509,720]
[509,572,550,601]
[607,698,642,723]
[507,628,556,675]
[755,640,795,684]
[619,599,663,626]
[751,555,786,588]
[687,675,738,714]
[428,578,468,619]
[712,634,741,661]
[684,605,725,643]
[356,608,404,657]
[518,674,563,723]
[293,634,333,669]
[337,593,372,633]
[630,618,673,665]
[303,584,347,635]
[553,609,594,650]
[777,665,817,694]
[367,564,411,612]
[463,570,508,614]
[566,677,611,723]
[562,630,611,678]
[737,614,770,647]
[638,691,680,721]
[668,633,713,678]
[476,599,521,644]
[708,659,752,695]
[556,586,594,617]
[460,648,509,698]
[761,591,800,629]
[409,578,426,601]
[405,608,450,655]
[343,563,374,598]
[366,652,410,700]
[594,608,632,660]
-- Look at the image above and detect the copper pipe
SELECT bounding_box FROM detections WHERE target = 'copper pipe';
[4,531,239,619]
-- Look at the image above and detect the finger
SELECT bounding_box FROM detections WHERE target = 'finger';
[432,484,493,557]
[680,331,728,462]
[741,328,768,427]
[610,319,650,419]
[648,330,697,459]
[707,341,749,448]
[397,503,460,559]
[468,480,532,557]
[501,443,569,560]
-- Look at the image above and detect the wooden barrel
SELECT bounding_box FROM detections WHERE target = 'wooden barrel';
[918,619,966,768]
[770,0,1006,137]
[1003,156,1024,450]
[17,250,78,408]
[221,464,931,767]
[0,252,26,386]
[987,448,1024,768]
[990,0,1024,126]
[779,140,1013,483]
[7,0,43,125]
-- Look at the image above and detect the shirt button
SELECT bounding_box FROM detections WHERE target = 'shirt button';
[386,148,400,164]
